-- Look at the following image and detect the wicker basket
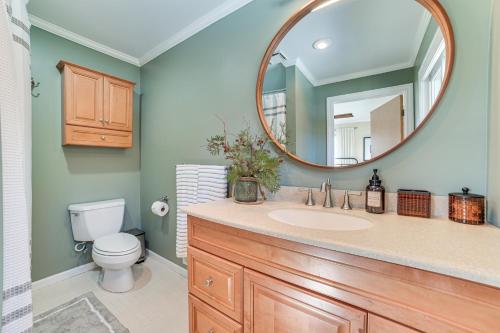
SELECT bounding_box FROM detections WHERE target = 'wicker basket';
[397,190,431,218]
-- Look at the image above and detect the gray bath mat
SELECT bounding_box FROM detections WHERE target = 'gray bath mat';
[34,292,129,333]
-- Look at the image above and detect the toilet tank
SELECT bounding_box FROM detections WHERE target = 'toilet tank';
[68,199,125,241]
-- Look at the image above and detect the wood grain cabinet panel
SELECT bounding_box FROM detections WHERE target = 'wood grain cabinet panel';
[103,76,133,132]
[188,246,243,322]
[367,314,420,333]
[244,270,366,333]
[58,61,135,148]
[62,64,104,128]
[189,295,242,333]
[64,125,132,148]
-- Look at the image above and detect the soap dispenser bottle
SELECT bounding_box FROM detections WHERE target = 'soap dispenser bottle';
[366,169,385,214]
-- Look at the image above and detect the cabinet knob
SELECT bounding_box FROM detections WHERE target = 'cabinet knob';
[105,119,110,123]
[207,329,215,333]
[101,136,106,140]
[204,277,214,288]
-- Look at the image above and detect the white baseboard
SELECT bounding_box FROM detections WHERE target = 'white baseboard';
[32,262,97,291]
[146,249,187,277]
[32,250,186,291]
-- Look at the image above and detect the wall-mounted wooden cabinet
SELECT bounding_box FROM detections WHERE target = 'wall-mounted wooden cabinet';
[57,61,135,148]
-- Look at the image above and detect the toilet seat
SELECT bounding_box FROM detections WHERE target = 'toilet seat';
[93,233,140,256]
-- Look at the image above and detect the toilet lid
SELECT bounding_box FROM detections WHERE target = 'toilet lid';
[93,233,140,255]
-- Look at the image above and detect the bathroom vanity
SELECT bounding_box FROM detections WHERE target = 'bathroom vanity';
[184,200,500,333]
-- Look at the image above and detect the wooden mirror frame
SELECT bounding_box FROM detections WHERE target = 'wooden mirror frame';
[256,0,455,169]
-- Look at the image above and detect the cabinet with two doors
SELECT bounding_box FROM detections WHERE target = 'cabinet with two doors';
[57,61,135,148]
[187,216,500,333]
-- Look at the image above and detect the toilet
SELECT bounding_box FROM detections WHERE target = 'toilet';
[68,199,141,293]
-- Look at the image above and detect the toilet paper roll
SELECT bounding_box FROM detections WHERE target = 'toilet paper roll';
[151,201,169,217]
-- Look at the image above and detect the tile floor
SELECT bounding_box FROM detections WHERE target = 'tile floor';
[33,256,189,332]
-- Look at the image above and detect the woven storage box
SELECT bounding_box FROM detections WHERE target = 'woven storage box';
[448,187,485,225]
[397,190,431,218]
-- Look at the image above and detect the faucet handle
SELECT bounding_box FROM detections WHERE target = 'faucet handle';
[342,190,351,210]
[342,190,362,210]
[305,189,315,206]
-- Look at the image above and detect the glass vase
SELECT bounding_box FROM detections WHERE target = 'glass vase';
[233,177,260,204]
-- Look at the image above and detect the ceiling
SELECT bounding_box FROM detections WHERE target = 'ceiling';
[277,0,433,86]
[28,0,253,66]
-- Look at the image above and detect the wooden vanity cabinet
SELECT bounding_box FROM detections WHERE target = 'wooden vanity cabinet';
[57,61,134,148]
[187,215,500,333]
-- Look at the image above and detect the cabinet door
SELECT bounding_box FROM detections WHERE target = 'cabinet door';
[63,65,104,128]
[244,270,366,333]
[103,76,133,132]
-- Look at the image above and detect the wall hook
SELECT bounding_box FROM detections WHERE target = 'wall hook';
[31,77,40,98]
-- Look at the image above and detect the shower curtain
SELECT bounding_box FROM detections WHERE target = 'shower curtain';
[334,127,356,165]
[262,92,287,145]
[0,0,32,332]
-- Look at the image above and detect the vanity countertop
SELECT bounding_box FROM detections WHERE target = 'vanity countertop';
[183,199,500,288]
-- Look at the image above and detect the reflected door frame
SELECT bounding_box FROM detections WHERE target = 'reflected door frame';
[326,83,414,167]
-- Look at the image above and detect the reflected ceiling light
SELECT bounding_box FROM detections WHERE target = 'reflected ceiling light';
[313,38,332,50]
[312,0,342,12]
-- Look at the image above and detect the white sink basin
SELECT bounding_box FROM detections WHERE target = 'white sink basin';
[268,209,373,231]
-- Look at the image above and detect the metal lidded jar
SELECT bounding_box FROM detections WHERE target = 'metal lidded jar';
[448,187,485,225]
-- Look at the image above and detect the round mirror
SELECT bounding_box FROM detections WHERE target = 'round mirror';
[257,0,454,168]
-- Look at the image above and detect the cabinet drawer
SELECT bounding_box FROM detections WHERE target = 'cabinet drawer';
[64,125,132,148]
[188,247,243,322]
[189,295,242,333]
[368,314,420,333]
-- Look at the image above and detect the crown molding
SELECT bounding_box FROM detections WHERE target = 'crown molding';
[29,14,141,66]
[314,61,414,86]
[139,0,254,65]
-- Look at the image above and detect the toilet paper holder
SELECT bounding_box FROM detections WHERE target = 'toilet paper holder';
[157,196,168,203]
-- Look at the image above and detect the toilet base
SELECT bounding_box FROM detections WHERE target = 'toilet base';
[99,267,135,293]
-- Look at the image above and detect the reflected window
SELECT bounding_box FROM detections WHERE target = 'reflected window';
[418,30,446,126]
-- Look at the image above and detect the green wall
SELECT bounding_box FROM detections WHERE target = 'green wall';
[285,66,297,154]
[30,27,141,281]
[140,0,493,265]
[293,66,318,163]
[263,63,286,92]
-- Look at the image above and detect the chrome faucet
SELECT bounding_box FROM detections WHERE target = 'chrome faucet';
[320,178,334,208]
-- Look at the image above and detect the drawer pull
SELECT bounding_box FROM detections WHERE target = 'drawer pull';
[204,277,214,288]
[100,136,106,140]
[207,330,215,333]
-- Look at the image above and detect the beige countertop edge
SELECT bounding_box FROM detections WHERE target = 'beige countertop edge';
[182,200,500,289]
